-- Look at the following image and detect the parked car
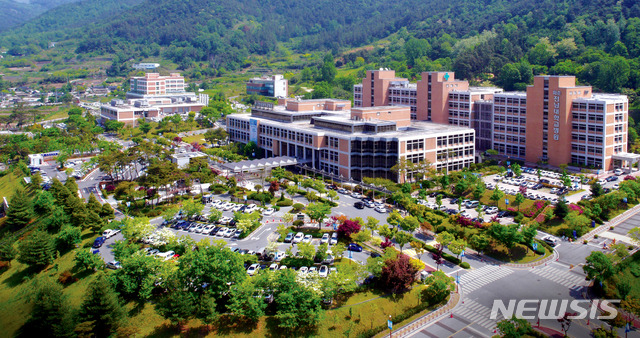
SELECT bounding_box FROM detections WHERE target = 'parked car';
[298,266,309,275]
[269,263,279,271]
[263,208,275,216]
[321,233,330,244]
[292,232,304,243]
[102,229,120,239]
[374,206,388,213]
[284,232,295,243]
[156,251,176,261]
[106,261,122,269]
[330,232,338,245]
[302,234,313,243]
[541,236,559,247]
[247,263,260,276]
[485,206,499,214]
[615,168,624,176]
[347,243,363,252]
[354,201,365,209]
[92,237,106,248]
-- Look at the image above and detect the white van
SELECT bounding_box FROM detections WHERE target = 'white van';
[614,168,624,176]
[465,200,480,209]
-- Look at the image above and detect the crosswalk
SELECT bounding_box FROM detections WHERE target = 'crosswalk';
[530,264,586,290]
[459,265,514,294]
[454,299,498,331]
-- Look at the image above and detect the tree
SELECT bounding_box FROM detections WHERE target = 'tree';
[297,242,316,260]
[386,211,403,228]
[320,53,337,83]
[554,199,569,218]
[400,215,420,232]
[305,202,332,228]
[583,251,614,283]
[591,182,605,198]
[405,38,431,67]
[365,216,380,233]
[490,187,504,207]
[395,231,413,252]
[521,224,538,246]
[18,231,54,269]
[5,186,32,230]
[514,193,525,212]
[449,238,467,260]
[181,198,204,219]
[629,227,640,245]
[410,241,426,260]
[337,219,361,240]
[352,230,371,244]
[77,272,124,337]
[422,270,454,304]
[75,249,104,272]
[439,175,450,191]
[332,242,346,260]
[436,231,454,248]
[473,183,486,201]
[155,286,197,326]
[227,278,267,322]
[21,279,74,337]
[488,223,523,254]
[380,254,417,294]
[33,190,55,217]
[86,194,102,214]
[120,217,154,242]
[497,316,535,338]
[275,277,323,330]
[100,203,115,220]
[470,234,490,252]
[56,225,82,251]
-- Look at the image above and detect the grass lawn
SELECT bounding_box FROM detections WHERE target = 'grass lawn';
[0,172,22,200]
[484,242,551,264]
[476,190,535,211]
[182,134,205,144]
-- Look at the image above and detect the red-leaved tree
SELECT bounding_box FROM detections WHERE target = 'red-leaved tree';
[380,254,417,294]
[337,219,361,240]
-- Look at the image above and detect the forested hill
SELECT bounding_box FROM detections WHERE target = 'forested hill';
[1,0,640,77]
[0,0,81,32]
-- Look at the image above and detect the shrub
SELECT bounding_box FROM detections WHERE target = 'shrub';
[276,199,293,207]
[533,246,546,255]
[293,220,304,228]
[460,262,470,269]
[291,203,305,212]
[58,270,77,285]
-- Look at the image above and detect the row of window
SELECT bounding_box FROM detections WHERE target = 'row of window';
[435,158,473,172]
[258,124,314,145]
[350,155,397,168]
[494,143,526,158]
[390,97,417,105]
[572,134,603,143]
[494,134,526,144]
[449,111,470,118]
[406,139,425,151]
[571,102,604,112]
[571,144,603,155]
[389,89,417,97]
[572,124,604,133]
[230,130,249,143]
[448,102,471,109]
[494,97,527,105]
[258,136,272,148]
[229,119,249,130]
[494,125,526,134]
[571,113,604,123]
[571,155,603,169]
[494,116,526,124]
[436,146,474,160]
[448,93,470,100]
[406,153,425,164]
[448,119,471,127]
[436,133,474,147]
[494,106,527,114]
[320,149,339,162]
[327,136,339,148]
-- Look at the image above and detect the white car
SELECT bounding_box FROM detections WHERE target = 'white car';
[247,263,260,276]
[102,229,120,238]
[244,204,258,213]
[321,233,330,244]
[156,251,175,261]
[318,265,329,278]
[193,224,205,233]
[269,263,279,271]
[302,234,313,243]
[224,228,235,237]
[298,266,309,275]
[233,229,243,238]
[223,203,235,211]
[374,206,388,213]
[615,168,624,176]
[292,232,304,243]
[426,203,438,209]
[262,208,275,216]
[232,204,243,212]
[308,266,318,274]
[351,192,363,199]
[364,201,375,208]
[218,216,232,225]
[485,206,499,214]
[217,227,229,236]
[201,225,215,235]
[330,232,338,245]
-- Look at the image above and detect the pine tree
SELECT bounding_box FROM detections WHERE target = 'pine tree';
[65,195,88,228]
[18,231,54,268]
[77,272,124,337]
[50,178,72,206]
[5,186,32,230]
[20,279,74,337]
[100,203,115,221]
[87,194,102,214]
[85,211,104,233]
[64,177,79,197]
[33,190,55,217]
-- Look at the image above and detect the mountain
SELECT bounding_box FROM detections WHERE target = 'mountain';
[0,0,82,32]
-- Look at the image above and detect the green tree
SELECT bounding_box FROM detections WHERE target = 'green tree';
[275,276,323,329]
[470,234,490,252]
[583,251,614,283]
[521,224,538,246]
[18,231,54,268]
[227,278,266,322]
[554,199,569,218]
[100,203,115,220]
[400,215,420,232]
[305,202,332,229]
[436,231,454,248]
[33,190,55,217]
[473,183,486,201]
[449,238,467,260]
[422,270,454,304]
[365,216,380,232]
[154,286,197,326]
[490,187,504,207]
[181,198,204,219]
[488,223,523,254]
[591,182,605,198]
[5,186,32,230]
[297,242,316,260]
[404,38,431,67]
[22,279,74,337]
[77,272,124,337]
[395,231,413,252]
[75,249,104,272]
[55,225,82,251]
[514,193,525,212]
[320,53,337,83]
[511,163,522,177]
[497,316,535,338]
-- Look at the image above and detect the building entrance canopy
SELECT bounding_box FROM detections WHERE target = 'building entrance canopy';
[612,152,640,169]
[220,156,298,173]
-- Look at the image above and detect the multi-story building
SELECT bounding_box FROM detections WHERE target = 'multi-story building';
[246,75,288,98]
[100,95,208,126]
[128,73,186,98]
[355,69,630,171]
[525,76,629,170]
[227,98,475,182]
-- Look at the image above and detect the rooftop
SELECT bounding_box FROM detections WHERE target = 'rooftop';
[171,151,208,160]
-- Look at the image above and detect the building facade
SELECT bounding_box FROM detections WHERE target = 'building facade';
[246,75,288,98]
[129,73,186,97]
[355,70,629,171]
[227,98,475,182]
[100,95,207,126]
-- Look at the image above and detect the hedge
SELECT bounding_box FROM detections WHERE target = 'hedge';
[276,199,293,207]
[414,238,468,268]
